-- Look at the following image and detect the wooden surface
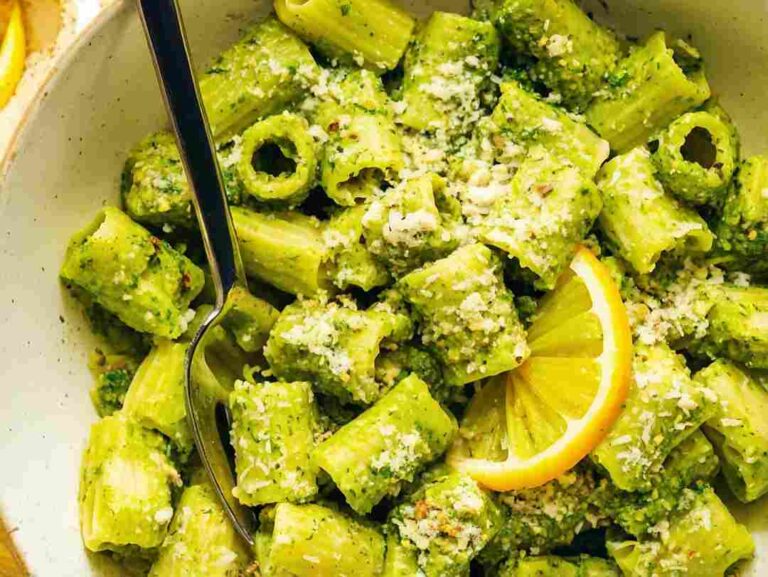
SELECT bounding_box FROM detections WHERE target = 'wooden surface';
[0,517,26,577]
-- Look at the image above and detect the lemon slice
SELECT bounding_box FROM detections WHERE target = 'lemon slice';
[448,246,632,491]
[0,0,25,108]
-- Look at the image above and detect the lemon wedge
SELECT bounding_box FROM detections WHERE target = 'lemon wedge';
[449,246,632,491]
[0,0,25,108]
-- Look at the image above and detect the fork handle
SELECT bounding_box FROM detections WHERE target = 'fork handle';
[135,0,246,302]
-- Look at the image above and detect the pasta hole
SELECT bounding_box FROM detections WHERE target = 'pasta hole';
[251,141,297,177]
[680,127,717,170]
[672,37,703,75]
[340,168,385,202]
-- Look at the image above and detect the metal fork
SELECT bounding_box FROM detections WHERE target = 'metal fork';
[135,0,257,546]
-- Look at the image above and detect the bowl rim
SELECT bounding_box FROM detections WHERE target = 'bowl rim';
[0,0,129,182]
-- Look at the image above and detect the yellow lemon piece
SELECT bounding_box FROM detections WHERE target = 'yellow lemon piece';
[0,0,25,108]
[448,246,632,491]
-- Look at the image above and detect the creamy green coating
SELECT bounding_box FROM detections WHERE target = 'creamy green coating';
[374,344,444,398]
[383,533,421,577]
[697,360,768,502]
[324,203,391,291]
[489,80,609,177]
[651,110,739,206]
[60,207,204,339]
[148,484,249,577]
[489,0,621,110]
[481,148,602,289]
[398,243,529,386]
[587,32,711,152]
[695,284,768,369]
[257,503,386,577]
[596,147,713,274]
[121,132,243,229]
[714,155,768,276]
[498,554,620,577]
[80,413,179,553]
[231,207,332,296]
[400,11,500,136]
[591,343,716,492]
[237,111,317,204]
[220,287,280,353]
[199,17,319,140]
[274,0,415,72]
[264,296,410,404]
[363,174,462,277]
[389,469,503,577]
[88,350,139,417]
[122,340,192,452]
[315,69,403,206]
[594,430,719,536]
[607,486,754,576]
[314,374,456,514]
[230,380,318,506]
[480,467,603,567]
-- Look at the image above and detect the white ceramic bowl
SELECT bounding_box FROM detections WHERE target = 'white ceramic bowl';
[1,1,768,575]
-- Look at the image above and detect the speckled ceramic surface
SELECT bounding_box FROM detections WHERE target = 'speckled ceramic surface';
[0,1,767,575]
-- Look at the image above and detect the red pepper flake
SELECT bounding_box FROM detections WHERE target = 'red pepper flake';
[414,500,429,520]
[534,183,554,196]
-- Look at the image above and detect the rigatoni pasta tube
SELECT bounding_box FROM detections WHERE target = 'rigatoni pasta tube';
[481,148,603,289]
[323,203,390,291]
[481,467,600,566]
[652,110,738,206]
[489,80,610,177]
[256,503,386,577]
[122,132,244,229]
[79,413,178,553]
[586,32,711,152]
[596,147,713,274]
[594,430,720,536]
[264,297,409,405]
[121,132,198,229]
[400,12,500,136]
[607,486,754,576]
[696,284,768,370]
[274,0,414,72]
[220,287,279,353]
[389,469,503,577]
[362,174,462,277]
[60,208,204,339]
[121,340,192,452]
[489,0,622,110]
[316,70,403,206]
[236,112,317,204]
[591,343,716,492]
[398,244,529,386]
[313,374,457,514]
[199,18,318,140]
[383,534,420,577]
[229,380,318,506]
[715,155,768,276]
[148,484,249,577]
[697,360,768,503]
[231,206,331,296]
[498,555,620,577]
